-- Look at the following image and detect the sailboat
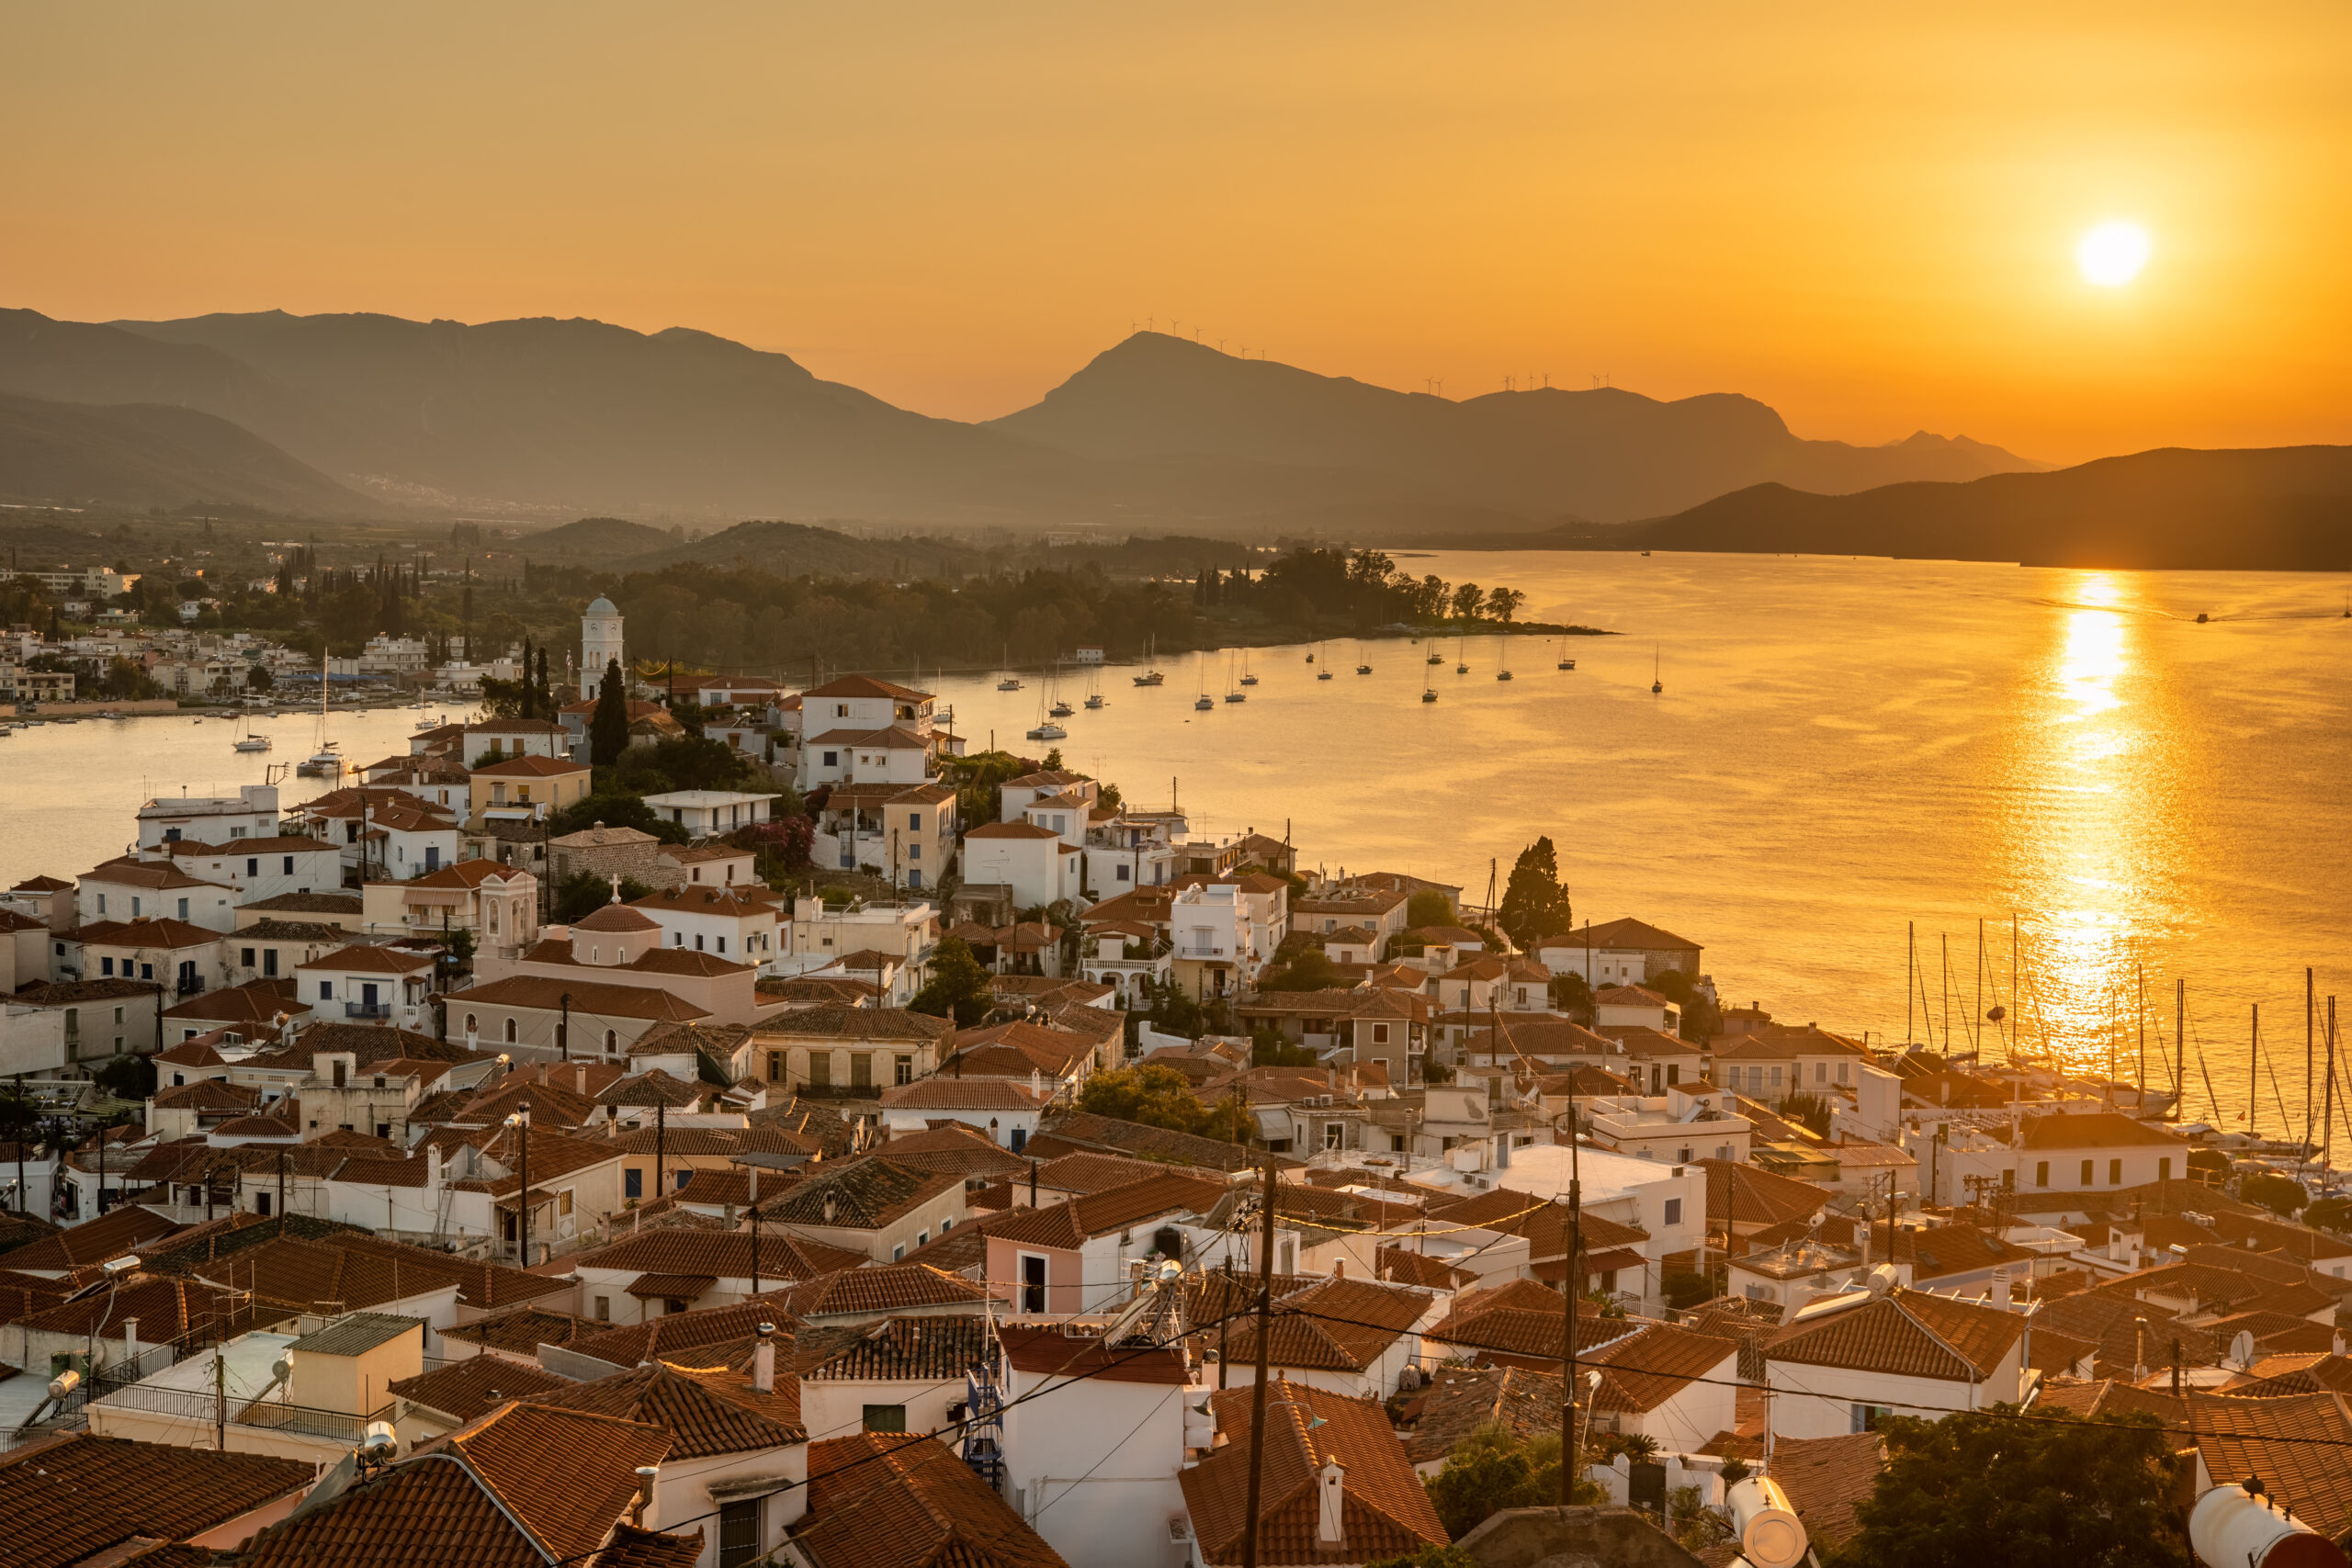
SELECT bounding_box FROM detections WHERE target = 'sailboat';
[1455,632,1468,675]
[1047,661,1074,717]
[1238,649,1258,687]
[1420,667,1438,703]
[1083,669,1105,709]
[1025,676,1066,740]
[1223,649,1246,703]
[298,660,342,776]
[1356,640,1372,676]
[1133,636,1165,686]
[232,712,272,753]
[1556,636,1575,671]
[1651,644,1663,694]
[996,644,1023,692]
[1496,630,1513,681]
[1194,650,1216,710]
[1317,641,1334,681]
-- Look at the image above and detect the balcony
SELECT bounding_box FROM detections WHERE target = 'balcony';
[1176,943,1229,960]
[345,1001,391,1020]
[174,976,206,998]
[94,1381,397,1446]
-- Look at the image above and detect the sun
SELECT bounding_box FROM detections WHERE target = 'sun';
[2077,221,2151,288]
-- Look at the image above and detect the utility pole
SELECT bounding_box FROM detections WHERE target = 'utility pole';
[559,994,571,1063]
[654,1100,666,1202]
[1239,1158,1277,1568]
[506,1101,532,1267]
[1558,1084,1583,1505]
[276,1147,287,1221]
[749,1194,762,1294]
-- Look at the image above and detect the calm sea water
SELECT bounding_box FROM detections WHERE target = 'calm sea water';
[6,552,2349,1129]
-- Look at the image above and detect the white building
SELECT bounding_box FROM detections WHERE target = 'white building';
[135,785,281,850]
[294,944,439,1032]
[582,595,625,699]
[1913,1110,2192,1207]
[1582,1082,1753,1166]
[640,790,781,840]
[963,822,1084,911]
[1763,1282,2030,1438]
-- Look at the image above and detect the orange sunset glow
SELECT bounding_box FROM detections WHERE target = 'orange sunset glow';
[6,1,2349,463]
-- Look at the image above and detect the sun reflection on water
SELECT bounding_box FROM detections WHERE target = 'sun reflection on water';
[1998,571,2175,1081]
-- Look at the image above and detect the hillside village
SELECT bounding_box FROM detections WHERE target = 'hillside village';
[0,595,2345,1568]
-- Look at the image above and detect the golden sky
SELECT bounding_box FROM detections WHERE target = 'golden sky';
[6,2,2348,464]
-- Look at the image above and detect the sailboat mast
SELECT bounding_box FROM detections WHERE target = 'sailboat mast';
[2249,1003,2260,1138]
[1906,921,1915,1047]
[2175,978,2186,1123]
[2307,967,2318,1172]
[1975,918,1984,1054]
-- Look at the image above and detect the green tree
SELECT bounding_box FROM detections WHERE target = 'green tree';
[1484,585,1526,626]
[2306,1195,2352,1234]
[1496,837,1573,951]
[1255,949,1344,992]
[93,1053,157,1100]
[1826,1410,2188,1568]
[590,660,631,766]
[2242,1170,2307,1216]
[1449,581,1484,624]
[1405,889,1455,930]
[1076,1065,1247,1141]
[1250,1029,1318,1068]
[1781,1092,1834,1139]
[1547,971,1594,1024]
[909,936,993,1028]
[553,871,653,924]
[1422,1425,1600,1541]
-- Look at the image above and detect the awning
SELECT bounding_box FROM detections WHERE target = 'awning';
[625,1272,716,1301]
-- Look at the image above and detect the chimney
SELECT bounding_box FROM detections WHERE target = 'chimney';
[748,1167,760,1203]
[121,1318,139,1363]
[1317,1461,1346,1544]
[632,1465,660,1529]
[753,1322,776,1393]
[574,1064,587,1094]
[1990,1268,2012,1312]
[1332,1258,1344,1280]
[426,1144,443,1190]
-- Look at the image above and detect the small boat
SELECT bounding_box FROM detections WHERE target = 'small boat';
[1652,644,1664,694]
[1420,686,1438,704]
[1317,666,1334,682]
[1224,689,1246,703]
[2194,613,2210,624]
[1497,669,1513,681]
[1084,692,1104,709]
[1133,670,1165,687]
[1049,698,1074,717]
[1024,720,1067,740]
[1557,637,1575,671]
[1194,694,1215,711]
[413,716,439,730]
[233,733,272,753]
[998,675,1023,691]
[298,746,343,777]
[1426,652,1444,665]
[1356,664,1370,674]
[1238,649,1258,687]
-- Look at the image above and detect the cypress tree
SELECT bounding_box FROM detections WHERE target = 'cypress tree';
[590,660,630,766]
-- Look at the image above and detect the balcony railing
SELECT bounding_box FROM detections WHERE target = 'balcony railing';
[1177,943,1229,959]
[93,1381,397,1445]
[345,1001,391,1020]
[175,977,206,998]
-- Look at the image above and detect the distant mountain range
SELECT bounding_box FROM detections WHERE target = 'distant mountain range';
[0,307,2041,526]
[0,389,368,514]
[1627,446,2352,570]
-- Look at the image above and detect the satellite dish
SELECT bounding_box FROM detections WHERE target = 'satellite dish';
[2230,1330,2256,1369]
[362,1421,396,1454]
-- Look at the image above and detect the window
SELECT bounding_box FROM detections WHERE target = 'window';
[916,1229,929,1248]
[241,948,255,968]
[626,1169,643,1199]
[1372,1023,1390,1045]
[1851,1404,1892,1433]
[100,957,114,977]
[822,750,838,767]
[718,1499,763,1568]
[2000,1168,2015,1190]
[893,1054,914,1086]
[503,1019,517,1043]
[594,1295,611,1321]
[767,1050,784,1081]
[318,981,334,1000]
[465,1013,478,1034]
[96,895,107,915]
[716,935,727,952]
[2109,1158,2122,1186]
[604,1029,617,1052]
[131,897,141,917]
[890,1244,905,1262]
[1663,1198,1682,1225]
[1677,1146,1692,1164]
[1020,1253,1048,1314]
[852,1053,873,1089]
[283,855,295,874]
[906,844,919,862]
[808,1053,831,1088]
[264,949,278,976]
[2158,1156,2171,1182]
[2080,1159,2094,1186]
[862,1404,908,1433]
[246,858,258,876]
[1815,1061,1827,1082]
[2036,1161,2050,1186]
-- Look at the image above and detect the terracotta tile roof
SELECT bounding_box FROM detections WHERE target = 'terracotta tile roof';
[749,1156,961,1232]
[389,1356,571,1424]
[801,1433,1068,1568]
[878,1077,1051,1111]
[985,1172,1227,1249]
[755,1005,954,1042]
[1224,1276,1434,1373]
[0,1432,312,1568]
[1699,1157,1828,1230]
[1375,1246,1481,1291]
[1765,1287,2025,1382]
[444,975,711,1023]
[237,1400,674,1567]
[2230,1353,2352,1399]
[1766,1430,1885,1551]
[1586,1322,1743,1414]
[1184,1380,1448,1565]
[575,1227,869,1284]
[153,1077,261,1111]
[777,1263,994,1321]
[0,1203,186,1274]
[2018,1111,2190,1150]
[588,1524,709,1568]
[526,1358,808,1453]
[799,1314,996,1383]
[440,1304,600,1359]
[2187,1391,2352,1538]
[243,891,366,915]
[1558,917,1702,953]
[2027,1290,2218,1377]
[1421,1291,1641,1366]
[1037,1111,1282,1174]
[1399,1362,1565,1466]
